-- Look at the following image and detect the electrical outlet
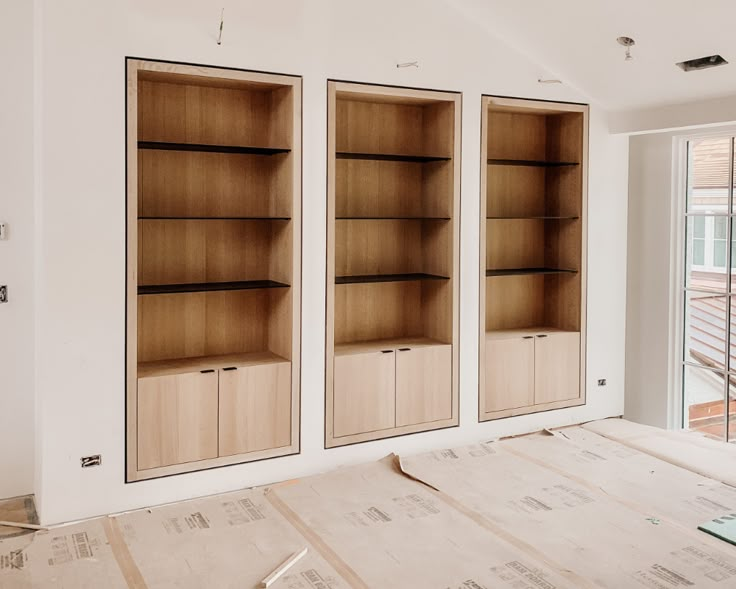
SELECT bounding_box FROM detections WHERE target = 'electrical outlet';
[0,222,7,240]
[81,455,102,468]
[597,378,607,386]
[0,286,7,303]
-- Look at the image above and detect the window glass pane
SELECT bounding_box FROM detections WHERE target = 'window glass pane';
[684,291,727,368]
[686,215,726,290]
[715,217,728,239]
[684,365,726,441]
[687,137,730,214]
[694,215,706,238]
[714,240,727,267]
[693,239,705,265]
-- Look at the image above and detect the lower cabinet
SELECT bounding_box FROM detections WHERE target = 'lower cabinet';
[137,359,291,472]
[219,362,291,456]
[333,342,453,439]
[485,336,535,412]
[137,370,219,470]
[396,345,452,426]
[534,332,581,404]
[484,331,581,417]
[334,350,396,437]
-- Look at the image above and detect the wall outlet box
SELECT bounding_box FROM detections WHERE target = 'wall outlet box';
[598,378,607,386]
[0,222,7,240]
[81,455,102,468]
[0,286,7,304]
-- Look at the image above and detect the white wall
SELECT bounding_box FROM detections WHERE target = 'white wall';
[0,1,35,499]
[625,132,678,428]
[32,0,629,524]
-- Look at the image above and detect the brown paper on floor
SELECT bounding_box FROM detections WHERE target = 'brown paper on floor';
[583,418,736,487]
[508,427,736,529]
[110,487,350,589]
[0,518,130,589]
[269,456,586,589]
[399,439,736,589]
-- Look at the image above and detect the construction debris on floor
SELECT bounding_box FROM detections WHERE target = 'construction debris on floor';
[2,418,736,588]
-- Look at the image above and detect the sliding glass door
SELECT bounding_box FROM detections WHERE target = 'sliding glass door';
[683,136,735,441]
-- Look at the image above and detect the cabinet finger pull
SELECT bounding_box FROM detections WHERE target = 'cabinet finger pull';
[200,369,215,374]
[522,336,534,339]
[398,347,411,352]
[536,334,548,338]
[222,366,238,371]
[381,349,394,354]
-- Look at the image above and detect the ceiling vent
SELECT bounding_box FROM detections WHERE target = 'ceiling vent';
[676,55,728,72]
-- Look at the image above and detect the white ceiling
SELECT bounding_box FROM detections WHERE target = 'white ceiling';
[451,0,736,111]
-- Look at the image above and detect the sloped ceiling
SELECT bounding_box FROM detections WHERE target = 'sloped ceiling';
[450,0,736,111]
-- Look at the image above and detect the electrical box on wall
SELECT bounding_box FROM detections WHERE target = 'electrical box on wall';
[0,222,7,240]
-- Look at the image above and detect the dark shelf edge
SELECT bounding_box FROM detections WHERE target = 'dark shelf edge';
[138,141,291,155]
[139,217,291,221]
[487,159,579,167]
[485,268,578,277]
[138,280,290,295]
[336,152,451,163]
[486,216,580,220]
[336,273,450,284]
[336,217,451,221]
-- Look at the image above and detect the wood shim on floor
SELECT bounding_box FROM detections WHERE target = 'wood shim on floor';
[2,419,736,588]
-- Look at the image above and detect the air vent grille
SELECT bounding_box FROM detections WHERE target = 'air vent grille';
[677,55,728,72]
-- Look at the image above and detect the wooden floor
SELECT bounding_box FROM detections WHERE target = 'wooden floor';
[2,418,736,588]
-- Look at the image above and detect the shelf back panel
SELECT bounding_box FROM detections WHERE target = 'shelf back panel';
[138,77,292,148]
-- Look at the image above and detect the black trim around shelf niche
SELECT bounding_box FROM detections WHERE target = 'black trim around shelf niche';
[138,141,291,156]
[485,268,578,277]
[336,216,451,221]
[486,216,580,220]
[487,158,579,167]
[336,272,449,284]
[138,280,290,295]
[138,216,291,221]
[336,151,451,163]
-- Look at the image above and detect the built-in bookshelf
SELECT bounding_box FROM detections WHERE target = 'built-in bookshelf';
[126,59,301,481]
[479,96,588,421]
[325,81,461,447]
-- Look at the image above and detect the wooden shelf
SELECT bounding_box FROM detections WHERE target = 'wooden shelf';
[138,279,289,295]
[487,158,578,167]
[485,327,577,338]
[335,272,449,285]
[335,336,447,356]
[336,151,450,163]
[327,81,460,448]
[336,216,451,221]
[486,216,579,220]
[138,351,289,379]
[139,216,291,221]
[485,268,577,277]
[138,141,290,156]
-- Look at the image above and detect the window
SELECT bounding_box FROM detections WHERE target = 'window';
[682,136,735,441]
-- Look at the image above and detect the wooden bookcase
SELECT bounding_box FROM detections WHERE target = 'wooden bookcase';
[325,81,460,448]
[479,96,588,421]
[126,59,301,481]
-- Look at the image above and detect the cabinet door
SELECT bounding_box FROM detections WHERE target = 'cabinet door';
[334,351,395,437]
[485,336,535,412]
[395,345,452,427]
[218,361,291,457]
[534,332,581,404]
[138,371,218,470]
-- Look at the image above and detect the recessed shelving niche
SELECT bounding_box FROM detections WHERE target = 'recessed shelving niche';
[126,59,302,481]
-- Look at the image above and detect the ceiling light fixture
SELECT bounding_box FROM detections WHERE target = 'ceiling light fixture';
[617,36,635,61]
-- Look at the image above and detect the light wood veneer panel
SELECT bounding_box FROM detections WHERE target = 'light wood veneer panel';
[395,345,452,426]
[219,362,291,456]
[137,371,218,470]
